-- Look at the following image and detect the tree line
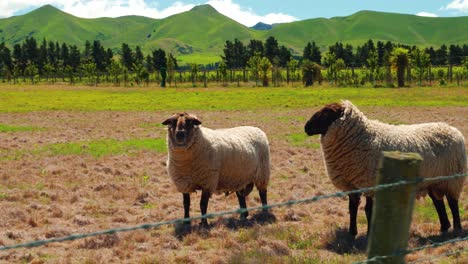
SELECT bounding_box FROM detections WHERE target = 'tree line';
[221,37,468,68]
[0,37,176,86]
[1,35,468,87]
[221,36,468,87]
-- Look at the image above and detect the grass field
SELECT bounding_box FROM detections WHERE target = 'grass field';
[0,85,466,113]
[0,84,466,263]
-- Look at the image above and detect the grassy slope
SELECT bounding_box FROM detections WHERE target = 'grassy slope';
[267,10,468,51]
[0,85,466,113]
[141,5,256,56]
[1,5,468,63]
[0,5,155,48]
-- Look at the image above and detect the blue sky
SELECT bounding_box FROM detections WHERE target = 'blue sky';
[156,0,468,19]
[2,0,468,27]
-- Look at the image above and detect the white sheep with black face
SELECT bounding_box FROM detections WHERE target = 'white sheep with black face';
[162,113,271,227]
[304,100,466,237]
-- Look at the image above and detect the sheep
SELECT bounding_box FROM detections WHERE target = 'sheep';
[162,112,271,227]
[304,100,466,237]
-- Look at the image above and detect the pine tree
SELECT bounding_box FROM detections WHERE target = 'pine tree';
[135,46,144,66]
[247,39,264,58]
[69,45,81,72]
[61,43,70,68]
[38,38,48,73]
[120,43,134,70]
[264,36,279,64]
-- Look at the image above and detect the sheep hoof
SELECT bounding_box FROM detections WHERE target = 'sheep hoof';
[199,220,210,230]
[440,224,451,234]
[453,226,462,235]
[348,228,357,238]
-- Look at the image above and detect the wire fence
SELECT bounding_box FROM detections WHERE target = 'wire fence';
[408,248,467,264]
[354,236,468,263]
[0,173,467,263]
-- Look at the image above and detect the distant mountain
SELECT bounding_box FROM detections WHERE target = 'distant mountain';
[1,5,468,64]
[251,22,272,30]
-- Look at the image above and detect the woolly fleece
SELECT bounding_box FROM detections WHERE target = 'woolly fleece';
[166,126,270,194]
[321,100,466,199]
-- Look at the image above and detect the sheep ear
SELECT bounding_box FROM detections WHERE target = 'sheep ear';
[189,116,202,126]
[184,113,201,126]
[162,119,171,126]
[162,116,176,126]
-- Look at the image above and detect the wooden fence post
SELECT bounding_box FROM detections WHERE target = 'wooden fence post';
[367,151,422,263]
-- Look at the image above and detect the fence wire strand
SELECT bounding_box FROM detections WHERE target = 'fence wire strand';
[1,173,467,263]
[408,248,467,264]
[354,236,468,263]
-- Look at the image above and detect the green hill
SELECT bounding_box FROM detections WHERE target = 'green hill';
[0,5,155,47]
[1,4,468,64]
[268,10,468,51]
[138,5,257,63]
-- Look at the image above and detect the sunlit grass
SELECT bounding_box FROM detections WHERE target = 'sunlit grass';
[0,123,40,132]
[1,138,167,160]
[0,85,466,113]
[287,133,321,149]
[413,197,465,223]
[42,138,167,157]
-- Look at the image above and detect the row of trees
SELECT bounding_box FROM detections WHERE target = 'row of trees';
[222,37,292,69]
[0,37,177,86]
[221,37,468,69]
[220,37,468,87]
[1,36,468,87]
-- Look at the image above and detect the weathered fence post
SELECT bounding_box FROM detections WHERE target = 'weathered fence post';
[367,151,422,263]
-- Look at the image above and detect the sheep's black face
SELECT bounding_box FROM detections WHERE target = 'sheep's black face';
[162,113,201,148]
[305,103,344,136]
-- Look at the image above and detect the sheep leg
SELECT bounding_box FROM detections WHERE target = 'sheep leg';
[365,196,373,235]
[348,193,361,237]
[200,190,211,228]
[183,193,190,224]
[446,195,461,232]
[259,189,268,212]
[428,191,451,232]
[236,191,248,219]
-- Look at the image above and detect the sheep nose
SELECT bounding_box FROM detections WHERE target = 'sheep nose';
[175,131,186,140]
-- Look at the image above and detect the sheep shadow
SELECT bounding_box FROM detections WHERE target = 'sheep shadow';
[173,221,213,240]
[323,228,466,255]
[411,229,467,247]
[173,210,277,239]
[224,210,277,230]
[323,228,368,254]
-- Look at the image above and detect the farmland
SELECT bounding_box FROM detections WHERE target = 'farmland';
[0,85,467,263]
[2,5,468,63]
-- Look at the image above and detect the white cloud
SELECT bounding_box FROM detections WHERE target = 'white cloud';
[444,0,468,12]
[59,0,195,19]
[0,0,195,19]
[205,0,298,26]
[416,12,438,17]
[0,0,52,17]
[0,0,297,26]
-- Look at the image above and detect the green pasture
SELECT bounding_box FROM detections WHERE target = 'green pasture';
[0,138,166,160]
[0,123,39,132]
[0,85,465,263]
[41,138,167,157]
[0,86,466,113]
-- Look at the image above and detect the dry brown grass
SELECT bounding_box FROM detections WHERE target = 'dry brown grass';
[0,106,467,263]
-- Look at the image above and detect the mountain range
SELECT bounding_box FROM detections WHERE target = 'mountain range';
[1,4,468,64]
